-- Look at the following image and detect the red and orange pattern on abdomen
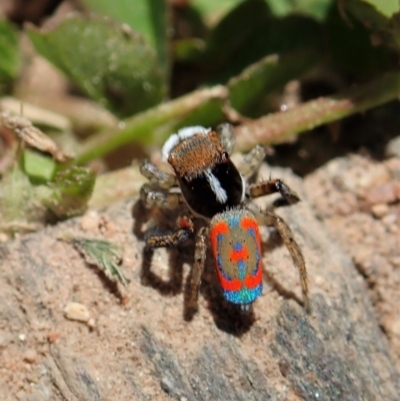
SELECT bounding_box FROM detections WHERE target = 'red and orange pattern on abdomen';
[210,209,263,305]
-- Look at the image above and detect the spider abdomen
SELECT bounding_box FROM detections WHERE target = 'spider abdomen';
[210,209,263,305]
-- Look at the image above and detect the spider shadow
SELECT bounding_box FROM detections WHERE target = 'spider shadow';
[132,199,256,337]
[132,200,186,296]
[183,248,256,336]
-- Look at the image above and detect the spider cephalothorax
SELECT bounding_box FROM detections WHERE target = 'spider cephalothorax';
[161,126,245,218]
[140,125,309,313]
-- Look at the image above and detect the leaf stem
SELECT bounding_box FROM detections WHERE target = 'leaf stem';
[75,86,227,165]
[235,72,400,150]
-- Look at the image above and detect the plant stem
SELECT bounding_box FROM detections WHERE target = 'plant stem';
[235,72,400,151]
[75,86,227,165]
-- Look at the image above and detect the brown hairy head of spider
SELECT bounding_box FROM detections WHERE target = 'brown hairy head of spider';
[168,130,228,181]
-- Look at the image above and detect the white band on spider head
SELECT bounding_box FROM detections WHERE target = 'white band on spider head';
[162,126,210,161]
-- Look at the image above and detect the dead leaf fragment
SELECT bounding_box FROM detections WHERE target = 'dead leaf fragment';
[0,110,73,162]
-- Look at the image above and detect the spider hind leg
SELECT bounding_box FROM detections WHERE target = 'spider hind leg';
[253,208,310,312]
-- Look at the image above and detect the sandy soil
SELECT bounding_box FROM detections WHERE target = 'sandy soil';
[0,147,399,400]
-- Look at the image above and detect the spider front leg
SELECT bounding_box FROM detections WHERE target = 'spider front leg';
[247,178,300,208]
[237,144,267,179]
[140,184,184,210]
[140,160,185,210]
[140,160,177,189]
[215,123,236,155]
[145,215,195,248]
[253,209,310,312]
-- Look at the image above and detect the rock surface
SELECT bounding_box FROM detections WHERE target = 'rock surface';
[0,165,399,401]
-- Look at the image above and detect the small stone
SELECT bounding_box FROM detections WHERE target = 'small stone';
[18,333,26,342]
[361,182,397,206]
[385,136,400,158]
[371,203,389,218]
[23,349,37,363]
[384,157,400,179]
[382,315,400,337]
[64,302,90,322]
[0,233,9,242]
[47,332,61,343]
[357,164,390,189]
[160,376,174,394]
[80,211,100,232]
[382,213,397,226]
[394,182,400,200]
[0,334,10,348]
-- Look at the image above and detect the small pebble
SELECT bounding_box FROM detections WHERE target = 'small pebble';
[160,376,174,394]
[80,210,100,232]
[361,182,397,205]
[47,332,61,343]
[0,233,9,242]
[23,349,37,363]
[64,302,90,322]
[0,334,10,348]
[371,203,389,218]
[382,213,397,226]
[384,157,400,178]
[385,136,400,158]
[87,318,96,329]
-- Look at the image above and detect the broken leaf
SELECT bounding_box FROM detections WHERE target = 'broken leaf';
[72,237,130,286]
[0,110,72,162]
[42,166,96,218]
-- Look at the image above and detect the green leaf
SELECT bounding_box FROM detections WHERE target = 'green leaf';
[190,0,244,19]
[42,166,96,218]
[0,165,33,224]
[22,149,56,182]
[344,0,400,49]
[79,0,169,76]
[359,0,399,18]
[204,0,323,84]
[0,20,20,91]
[326,6,392,74]
[228,50,320,115]
[26,14,166,117]
[203,0,270,76]
[72,237,130,286]
[173,38,205,63]
[265,0,334,21]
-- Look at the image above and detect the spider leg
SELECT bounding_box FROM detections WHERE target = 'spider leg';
[247,177,300,207]
[140,184,184,210]
[237,144,267,178]
[215,123,236,155]
[253,208,310,312]
[140,160,177,189]
[145,215,195,248]
[187,226,209,312]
